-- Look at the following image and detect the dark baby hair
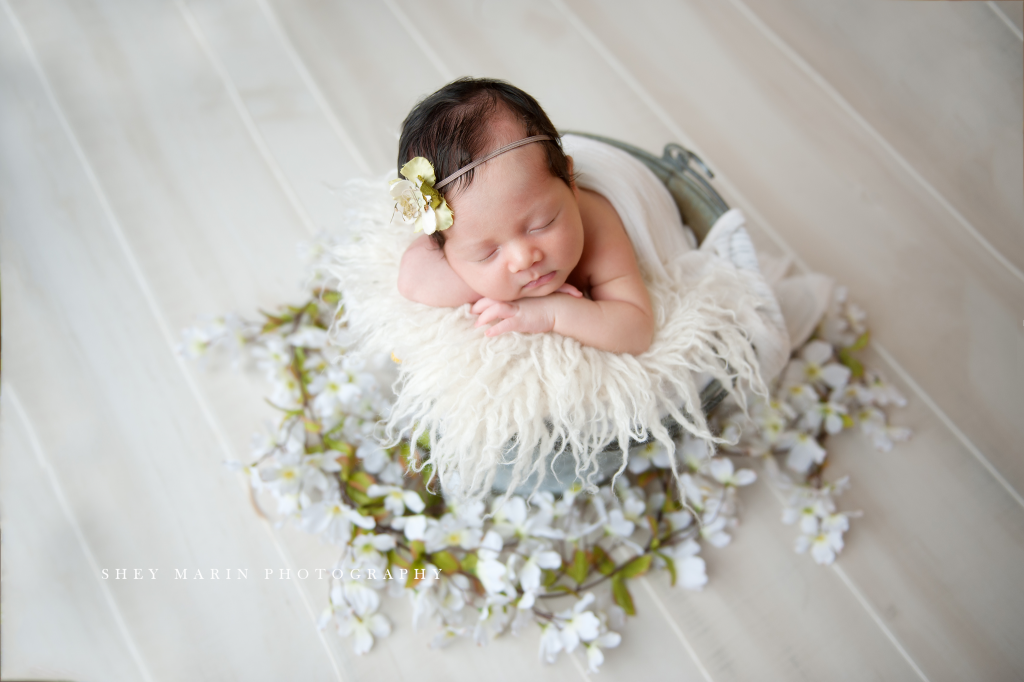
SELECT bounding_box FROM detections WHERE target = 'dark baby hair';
[397,77,572,248]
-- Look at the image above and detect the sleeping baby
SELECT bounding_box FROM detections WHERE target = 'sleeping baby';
[396,77,654,356]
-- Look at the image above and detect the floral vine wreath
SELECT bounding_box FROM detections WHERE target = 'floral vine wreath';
[179,236,910,669]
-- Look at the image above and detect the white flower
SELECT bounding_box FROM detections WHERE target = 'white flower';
[858,407,911,452]
[866,370,906,407]
[252,337,291,379]
[628,441,672,473]
[355,442,389,474]
[795,527,844,565]
[178,325,212,359]
[260,450,315,497]
[785,340,851,391]
[785,383,820,413]
[751,399,795,446]
[801,399,848,436]
[680,434,711,471]
[336,609,391,655]
[778,431,827,473]
[351,533,396,569]
[699,514,731,548]
[585,631,622,672]
[518,547,562,593]
[425,513,483,553]
[301,497,375,544]
[367,484,425,516]
[339,579,381,618]
[660,538,707,591]
[285,325,328,349]
[491,496,562,540]
[392,514,428,542]
[557,593,601,652]
[708,458,756,487]
[538,622,564,663]
[389,178,427,222]
[309,368,362,419]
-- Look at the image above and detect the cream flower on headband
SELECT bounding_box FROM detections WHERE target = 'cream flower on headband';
[389,157,454,235]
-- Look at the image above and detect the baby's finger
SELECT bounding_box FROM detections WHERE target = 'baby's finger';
[470,297,497,315]
[485,317,517,337]
[475,302,516,327]
[556,283,583,298]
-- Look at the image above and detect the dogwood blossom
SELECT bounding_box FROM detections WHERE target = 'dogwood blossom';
[367,484,425,516]
[708,458,757,487]
[778,431,827,473]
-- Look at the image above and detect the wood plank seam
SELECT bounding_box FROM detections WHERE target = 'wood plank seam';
[1,4,348,678]
[872,344,1024,510]
[638,578,716,682]
[727,0,1024,286]
[547,0,1024,514]
[380,0,455,83]
[987,1,1024,41]
[4,384,158,682]
[253,0,374,174]
[176,0,320,236]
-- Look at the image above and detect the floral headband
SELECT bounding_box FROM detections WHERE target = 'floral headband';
[389,135,553,235]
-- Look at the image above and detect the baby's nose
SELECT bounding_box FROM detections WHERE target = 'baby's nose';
[509,243,542,272]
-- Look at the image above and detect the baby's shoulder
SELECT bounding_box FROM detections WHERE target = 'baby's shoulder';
[576,189,638,283]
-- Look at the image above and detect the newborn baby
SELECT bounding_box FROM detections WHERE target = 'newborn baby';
[396,78,654,355]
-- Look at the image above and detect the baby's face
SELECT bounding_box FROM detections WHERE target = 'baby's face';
[442,143,584,303]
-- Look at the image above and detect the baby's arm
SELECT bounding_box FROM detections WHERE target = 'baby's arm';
[473,192,654,355]
[398,235,481,307]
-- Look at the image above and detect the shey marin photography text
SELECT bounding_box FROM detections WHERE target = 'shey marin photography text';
[100,567,441,581]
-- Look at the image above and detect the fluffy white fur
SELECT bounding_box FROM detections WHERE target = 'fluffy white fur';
[325,146,789,501]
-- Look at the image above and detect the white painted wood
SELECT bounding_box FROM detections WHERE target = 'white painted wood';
[2,0,1022,679]
[733,0,1024,276]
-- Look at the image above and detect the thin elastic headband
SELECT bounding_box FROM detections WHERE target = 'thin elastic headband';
[433,135,554,190]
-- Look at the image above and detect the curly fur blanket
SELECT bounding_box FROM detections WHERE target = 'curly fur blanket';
[326,135,789,501]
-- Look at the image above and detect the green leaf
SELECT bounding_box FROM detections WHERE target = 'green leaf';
[431,550,460,573]
[611,574,636,616]
[842,413,855,429]
[592,546,616,576]
[566,549,589,585]
[461,552,478,575]
[348,471,375,493]
[620,554,653,579]
[646,516,660,550]
[838,348,865,379]
[410,540,426,562]
[389,549,410,570]
[654,551,676,587]
[346,487,371,506]
[406,558,426,588]
[542,568,560,587]
[849,330,870,352]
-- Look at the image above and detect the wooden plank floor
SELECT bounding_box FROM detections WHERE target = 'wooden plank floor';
[1,1,1021,680]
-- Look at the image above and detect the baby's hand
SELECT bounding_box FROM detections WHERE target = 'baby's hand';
[472,296,559,337]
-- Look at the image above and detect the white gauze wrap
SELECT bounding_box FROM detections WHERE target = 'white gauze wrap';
[326,134,790,501]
